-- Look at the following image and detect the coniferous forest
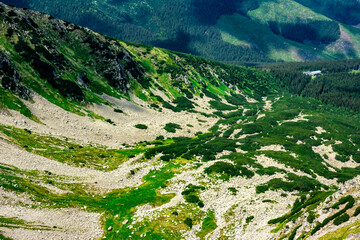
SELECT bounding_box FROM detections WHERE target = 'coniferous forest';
[5,0,360,63]
[261,59,360,112]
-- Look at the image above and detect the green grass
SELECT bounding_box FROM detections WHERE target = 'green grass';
[267,191,334,233]
[209,100,237,111]
[129,200,206,240]
[0,88,39,122]
[248,0,328,24]
[0,163,95,208]
[164,123,182,133]
[256,173,327,194]
[0,125,144,171]
[102,162,181,239]
[0,232,12,240]
[0,216,52,230]
[354,206,360,217]
[0,157,183,239]
[319,220,360,240]
[135,124,148,130]
[312,195,355,235]
[141,59,156,74]
[197,210,217,239]
[334,213,350,226]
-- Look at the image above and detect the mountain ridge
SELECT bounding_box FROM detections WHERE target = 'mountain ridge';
[4,0,360,64]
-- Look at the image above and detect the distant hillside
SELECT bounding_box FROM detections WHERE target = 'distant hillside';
[4,0,360,64]
[260,59,360,112]
[294,0,360,25]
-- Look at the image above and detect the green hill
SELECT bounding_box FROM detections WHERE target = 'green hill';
[294,0,360,25]
[4,0,360,63]
[1,3,360,240]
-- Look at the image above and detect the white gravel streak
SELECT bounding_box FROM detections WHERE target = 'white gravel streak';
[279,112,311,125]
[260,144,287,152]
[0,94,217,147]
[0,206,102,240]
[262,97,273,111]
[312,144,360,169]
[315,126,327,134]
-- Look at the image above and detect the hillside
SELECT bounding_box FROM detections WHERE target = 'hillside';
[259,59,360,112]
[1,3,360,240]
[4,0,360,64]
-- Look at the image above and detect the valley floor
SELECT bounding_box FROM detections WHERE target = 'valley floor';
[0,94,360,240]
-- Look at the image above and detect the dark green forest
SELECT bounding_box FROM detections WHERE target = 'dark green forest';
[294,0,360,25]
[262,59,360,112]
[4,0,360,63]
[268,20,340,45]
[2,0,272,63]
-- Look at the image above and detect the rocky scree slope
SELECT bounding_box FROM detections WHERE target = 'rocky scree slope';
[0,3,360,240]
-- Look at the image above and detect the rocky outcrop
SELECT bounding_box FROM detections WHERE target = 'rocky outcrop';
[0,52,30,100]
[80,32,144,92]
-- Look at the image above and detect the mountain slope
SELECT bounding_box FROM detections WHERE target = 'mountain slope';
[4,0,360,63]
[294,0,360,26]
[1,3,360,240]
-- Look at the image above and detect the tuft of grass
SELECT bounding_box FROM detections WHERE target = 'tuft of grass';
[246,216,254,224]
[209,100,237,111]
[197,210,217,239]
[164,123,182,133]
[182,184,205,208]
[134,124,148,130]
[0,88,40,122]
[354,206,360,217]
[333,213,350,226]
[228,187,237,195]
[106,119,115,125]
[114,108,123,113]
[184,218,193,229]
